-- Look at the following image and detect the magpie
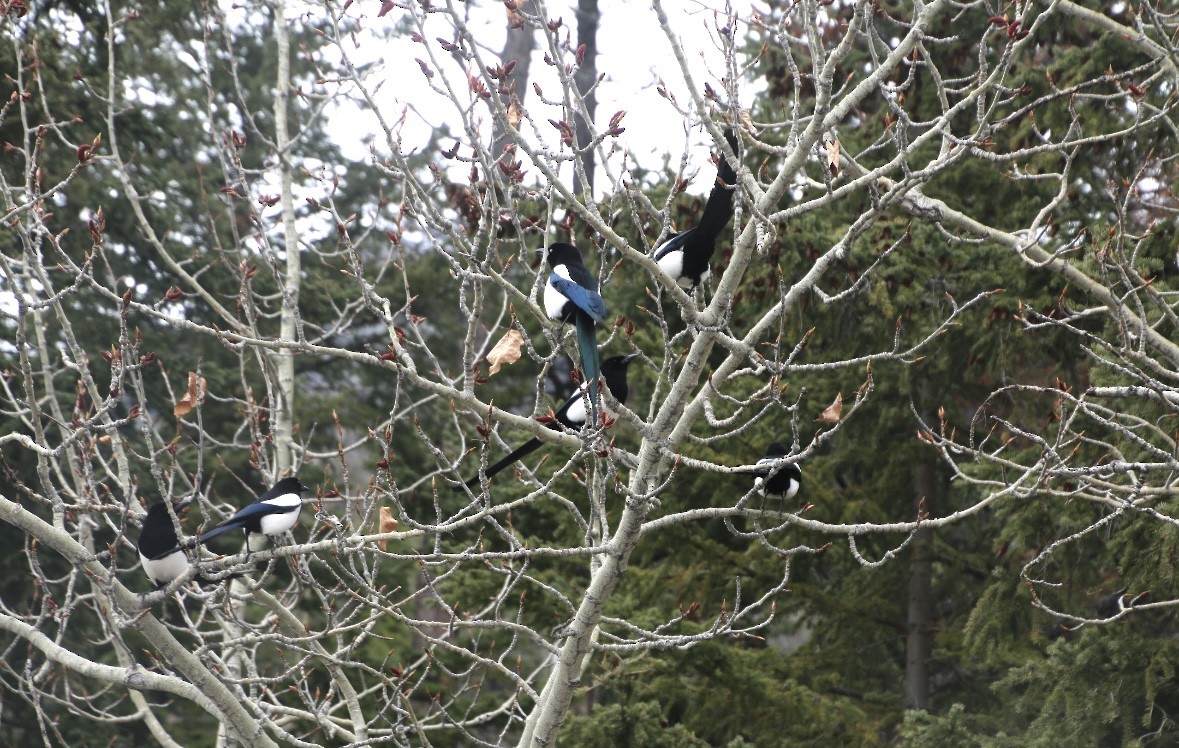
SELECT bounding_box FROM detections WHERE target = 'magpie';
[198,477,306,552]
[540,242,608,417]
[654,128,740,291]
[137,499,196,587]
[740,442,802,500]
[459,353,639,489]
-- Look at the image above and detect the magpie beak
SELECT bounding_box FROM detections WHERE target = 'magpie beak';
[198,477,306,552]
[458,354,640,490]
[654,128,740,291]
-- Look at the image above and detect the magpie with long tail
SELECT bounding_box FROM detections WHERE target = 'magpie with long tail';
[540,242,608,418]
[198,477,306,553]
[739,442,802,500]
[138,499,197,588]
[458,354,639,490]
[655,128,740,291]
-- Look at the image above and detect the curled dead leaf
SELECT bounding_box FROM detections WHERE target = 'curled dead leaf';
[825,137,840,176]
[486,329,525,376]
[816,392,843,423]
[377,506,399,551]
[173,372,206,418]
[737,109,755,133]
[507,98,523,129]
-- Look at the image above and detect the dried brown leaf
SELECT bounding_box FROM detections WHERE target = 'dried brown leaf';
[816,392,843,423]
[825,137,840,176]
[507,97,523,129]
[738,109,755,133]
[173,372,206,418]
[377,506,399,551]
[486,328,525,376]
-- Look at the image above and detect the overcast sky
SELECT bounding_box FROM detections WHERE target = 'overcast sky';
[336,1,758,197]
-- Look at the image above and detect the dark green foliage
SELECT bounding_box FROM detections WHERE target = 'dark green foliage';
[543,2,1179,744]
[0,1,395,743]
[562,697,711,748]
[3,0,1178,742]
[562,642,884,746]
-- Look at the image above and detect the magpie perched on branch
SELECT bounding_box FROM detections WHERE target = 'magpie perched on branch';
[459,354,640,490]
[740,442,802,500]
[655,128,740,291]
[198,477,306,553]
[540,243,608,418]
[137,499,197,588]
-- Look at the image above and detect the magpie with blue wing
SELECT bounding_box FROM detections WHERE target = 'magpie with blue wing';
[198,477,306,553]
[540,242,608,417]
[655,128,740,291]
[137,499,197,588]
[458,354,639,490]
[740,442,802,500]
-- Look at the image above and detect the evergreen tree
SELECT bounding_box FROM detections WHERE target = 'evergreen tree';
[1,0,1177,744]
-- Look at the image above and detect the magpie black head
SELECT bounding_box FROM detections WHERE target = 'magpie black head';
[541,242,584,269]
[600,353,640,405]
[139,499,192,559]
[763,442,789,459]
[260,476,306,501]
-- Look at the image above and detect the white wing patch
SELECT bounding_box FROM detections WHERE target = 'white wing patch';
[656,250,684,281]
[565,396,587,427]
[782,477,800,500]
[544,264,571,320]
[258,501,301,536]
[141,549,188,586]
[657,248,709,290]
[262,492,302,509]
[754,460,801,500]
[564,382,617,429]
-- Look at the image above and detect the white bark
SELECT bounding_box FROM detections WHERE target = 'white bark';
[274,0,300,477]
[2,0,1178,742]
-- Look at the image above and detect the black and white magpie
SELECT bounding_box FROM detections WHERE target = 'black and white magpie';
[540,242,608,417]
[741,442,802,500]
[137,499,195,588]
[198,477,306,552]
[654,128,740,291]
[459,353,639,489]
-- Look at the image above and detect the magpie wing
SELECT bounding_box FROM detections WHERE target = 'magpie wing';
[549,274,607,322]
[147,545,185,561]
[198,500,290,544]
[653,231,689,261]
[552,387,590,429]
[226,500,290,523]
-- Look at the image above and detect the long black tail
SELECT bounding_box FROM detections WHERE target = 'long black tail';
[696,129,739,242]
[459,437,544,490]
[194,521,244,546]
[575,313,601,423]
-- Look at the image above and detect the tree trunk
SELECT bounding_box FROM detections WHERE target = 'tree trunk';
[492,2,537,159]
[571,0,599,196]
[274,0,299,477]
[904,458,935,711]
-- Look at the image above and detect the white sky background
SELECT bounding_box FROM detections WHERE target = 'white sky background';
[332,0,759,198]
[3,2,760,330]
